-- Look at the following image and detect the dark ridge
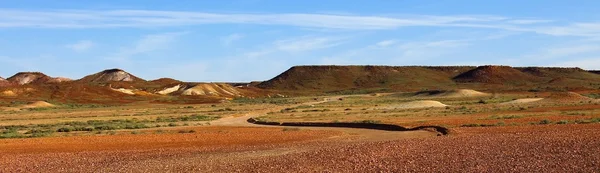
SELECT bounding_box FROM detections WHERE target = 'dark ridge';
[589,70,600,74]
[247,118,450,135]
[101,68,125,73]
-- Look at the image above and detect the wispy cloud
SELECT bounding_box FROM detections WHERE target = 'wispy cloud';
[221,33,244,46]
[274,36,346,52]
[2,9,595,37]
[107,31,188,65]
[507,19,553,24]
[375,40,396,47]
[65,40,94,52]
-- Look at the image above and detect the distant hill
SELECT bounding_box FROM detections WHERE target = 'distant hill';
[258,65,600,92]
[453,65,541,84]
[77,69,146,83]
[7,72,55,85]
[149,78,182,85]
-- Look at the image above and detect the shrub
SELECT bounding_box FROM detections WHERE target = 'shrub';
[355,120,381,124]
[57,127,74,132]
[539,119,552,125]
[557,120,569,124]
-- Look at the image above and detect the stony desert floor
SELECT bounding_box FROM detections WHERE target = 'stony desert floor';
[1,91,600,172]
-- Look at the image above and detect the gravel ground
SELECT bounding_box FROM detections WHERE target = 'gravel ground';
[1,124,599,172]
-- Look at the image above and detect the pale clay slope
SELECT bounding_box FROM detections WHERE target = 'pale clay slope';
[95,71,134,82]
[388,100,448,109]
[111,88,136,95]
[12,74,39,85]
[47,77,72,83]
[21,101,55,108]
[157,85,181,95]
[181,84,241,97]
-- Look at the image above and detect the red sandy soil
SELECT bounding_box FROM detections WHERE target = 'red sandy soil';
[218,124,600,172]
[1,124,599,172]
[0,126,339,172]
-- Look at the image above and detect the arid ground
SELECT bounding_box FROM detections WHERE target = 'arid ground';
[1,90,600,172]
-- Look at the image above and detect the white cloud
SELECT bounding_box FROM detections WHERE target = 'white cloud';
[65,40,94,52]
[507,19,553,24]
[274,36,346,52]
[375,40,396,47]
[0,10,510,30]
[4,9,595,37]
[221,33,244,46]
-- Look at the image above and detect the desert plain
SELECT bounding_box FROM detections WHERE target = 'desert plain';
[1,65,600,172]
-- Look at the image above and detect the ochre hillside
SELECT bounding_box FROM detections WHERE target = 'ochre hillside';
[0,77,12,87]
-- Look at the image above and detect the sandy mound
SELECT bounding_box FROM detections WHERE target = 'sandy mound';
[503,98,544,104]
[415,89,489,98]
[157,84,181,95]
[388,100,448,109]
[548,92,592,101]
[182,83,241,97]
[111,88,135,95]
[21,101,55,108]
[436,89,489,97]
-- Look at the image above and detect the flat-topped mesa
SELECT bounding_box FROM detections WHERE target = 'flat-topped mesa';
[6,72,53,85]
[518,67,587,77]
[78,68,146,83]
[257,65,464,91]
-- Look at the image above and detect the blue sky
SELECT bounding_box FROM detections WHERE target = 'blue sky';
[1,0,600,82]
